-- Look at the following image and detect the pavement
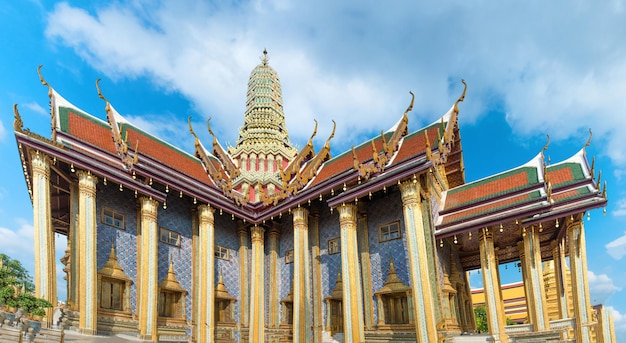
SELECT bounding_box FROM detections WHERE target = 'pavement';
[63,331,153,342]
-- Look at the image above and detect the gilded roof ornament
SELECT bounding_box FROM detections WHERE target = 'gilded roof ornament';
[159,259,187,294]
[13,104,24,133]
[98,245,131,281]
[585,128,593,148]
[37,65,57,141]
[280,120,318,185]
[207,117,240,179]
[97,79,139,171]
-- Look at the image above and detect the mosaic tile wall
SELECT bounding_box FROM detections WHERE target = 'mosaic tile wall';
[366,191,410,324]
[278,216,293,323]
[317,205,341,326]
[156,195,193,321]
[96,183,140,313]
[213,213,240,322]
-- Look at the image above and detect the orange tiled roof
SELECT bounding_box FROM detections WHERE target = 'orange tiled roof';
[58,107,117,155]
[120,124,213,184]
[546,162,585,188]
[441,191,543,225]
[444,167,540,211]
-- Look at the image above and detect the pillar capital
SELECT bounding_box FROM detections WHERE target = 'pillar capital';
[292,206,309,227]
[139,196,158,219]
[338,203,357,227]
[77,171,98,197]
[251,225,264,243]
[197,204,215,223]
[29,150,50,176]
[399,180,420,206]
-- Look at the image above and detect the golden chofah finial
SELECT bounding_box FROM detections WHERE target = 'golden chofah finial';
[188,116,200,144]
[95,78,112,113]
[404,91,415,116]
[37,65,52,96]
[542,134,550,152]
[602,181,607,199]
[308,119,318,146]
[207,117,216,137]
[324,120,336,148]
[13,104,24,132]
[585,128,593,148]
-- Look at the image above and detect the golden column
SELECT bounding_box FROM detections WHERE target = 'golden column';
[357,213,375,330]
[479,228,508,343]
[31,151,57,326]
[196,204,215,342]
[310,211,323,343]
[77,170,98,333]
[338,204,365,343]
[399,181,437,343]
[237,223,249,327]
[249,225,265,343]
[68,183,79,311]
[137,197,159,341]
[267,224,280,328]
[521,226,549,330]
[567,215,592,343]
[551,239,571,320]
[293,207,311,342]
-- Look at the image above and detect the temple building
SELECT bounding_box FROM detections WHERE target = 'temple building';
[13,51,615,342]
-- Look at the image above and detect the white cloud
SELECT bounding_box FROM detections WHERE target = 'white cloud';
[22,101,48,117]
[613,198,626,217]
[0,219,35,263]
[588,270,622,304]
[606,231,626,260]
[608,306,626,337]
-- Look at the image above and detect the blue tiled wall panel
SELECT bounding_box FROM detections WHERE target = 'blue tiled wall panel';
[96,184,139,313]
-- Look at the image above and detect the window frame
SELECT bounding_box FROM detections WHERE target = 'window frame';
[215,245,230,260]
[379,221,401,243]
[285,249,294,264]
[159,227,181,247]
[101,207,125,230]
[328,237,341,255]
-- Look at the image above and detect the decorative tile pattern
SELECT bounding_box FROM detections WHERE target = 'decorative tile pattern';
[366,192,409,324]
[96,184,139,313]
[318,206,341,326]
[214,214,240,321]
[157,195,193,321]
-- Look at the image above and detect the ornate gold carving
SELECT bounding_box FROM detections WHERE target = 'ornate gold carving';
[207,117,240,179]
[37,65,57,141]
[280,120,317,184]
[399,181,420,206]
[159,259,187,294]
[251,225,265,244]
[352,145,378,179]
[13,104,24,133]
[77,171,98,198]
[97,79,139,171]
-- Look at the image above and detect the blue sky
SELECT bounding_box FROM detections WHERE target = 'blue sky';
[1,0,625,338]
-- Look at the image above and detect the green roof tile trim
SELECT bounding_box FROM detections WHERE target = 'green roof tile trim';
[119,123,199,164]
[445,166,539,210]
[547,162,586,187]
[58,106,110,133]
[443,190,543,225]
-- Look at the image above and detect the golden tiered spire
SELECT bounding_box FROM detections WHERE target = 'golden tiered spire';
[159,258,187,294]
[98,245,131,281]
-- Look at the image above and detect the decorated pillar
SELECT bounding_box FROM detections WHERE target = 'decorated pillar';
[237,223,249,327]
[310,210,323,343]
[249,225,265,343]
[137,197,159,341]
[31,151,57,326]
[552,239,571,319]
[196,204,215,342]
[479,228,508,343]
[68,182,79,311]
[77,170,98,333]
[267,224,280,328]
[521,225,549,330]
[357,212,375,330]
[399,181,437,343]
[293,207,311,342]
[567,215,592,343]
[338,204,365,343]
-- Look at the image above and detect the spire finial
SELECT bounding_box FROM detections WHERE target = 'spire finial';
[262,49,269,65]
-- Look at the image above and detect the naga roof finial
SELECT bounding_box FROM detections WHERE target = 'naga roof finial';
[585,128,593,148]
[542,134,550,152]
[13,104,23,133]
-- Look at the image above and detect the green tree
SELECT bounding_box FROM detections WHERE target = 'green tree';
[0,253,34,292]
[474,306,488,333]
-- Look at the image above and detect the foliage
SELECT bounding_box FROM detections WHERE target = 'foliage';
[506,317,516,325]
[474,306,488,333]
[0,254,51,320]
[0,253,34,292]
